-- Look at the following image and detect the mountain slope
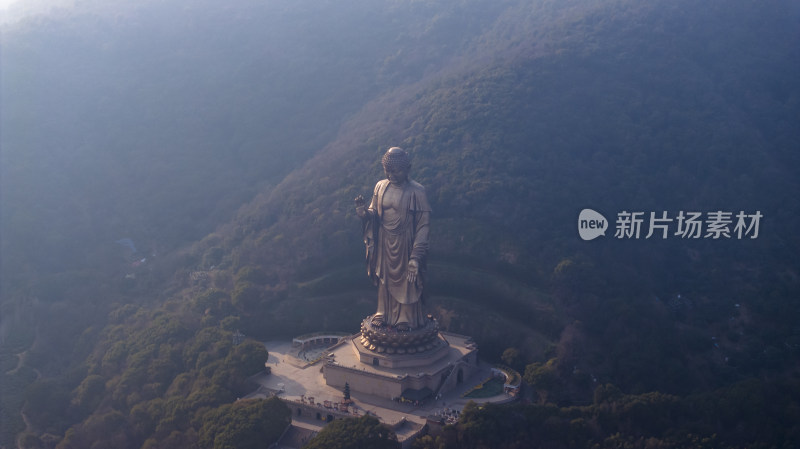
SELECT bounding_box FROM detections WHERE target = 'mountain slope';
[202,0,800,402]
[2,0,799,447]
[224,0,799,285]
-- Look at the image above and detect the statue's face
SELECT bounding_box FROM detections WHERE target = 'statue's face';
[384,165,409,185]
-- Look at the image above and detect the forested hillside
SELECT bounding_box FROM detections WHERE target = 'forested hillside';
[1,0,799,448]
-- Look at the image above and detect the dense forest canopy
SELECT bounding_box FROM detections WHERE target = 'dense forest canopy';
[1,0,799,448]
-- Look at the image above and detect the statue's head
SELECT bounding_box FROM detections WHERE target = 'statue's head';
[382,147,411,185]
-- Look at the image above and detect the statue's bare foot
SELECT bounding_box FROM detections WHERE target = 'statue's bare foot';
[371,314,385,327]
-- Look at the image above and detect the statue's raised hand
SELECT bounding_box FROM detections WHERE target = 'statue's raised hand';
[354,194,366,217]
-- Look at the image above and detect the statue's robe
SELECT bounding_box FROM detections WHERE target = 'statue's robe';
[363,179,431,328]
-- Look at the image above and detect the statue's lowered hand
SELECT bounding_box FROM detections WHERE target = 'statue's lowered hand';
[407,259,419,284]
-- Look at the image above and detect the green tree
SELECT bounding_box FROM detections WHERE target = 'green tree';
[304,416,399,449]
[523,358,560,401]
[235,266,269,285]
[198,397,290,449]
[231,282,262,311]
[71,374,105,416]
[412,435,446,449]
[500,347,521,370]
[219,316,241,332]
[193,289,228,314]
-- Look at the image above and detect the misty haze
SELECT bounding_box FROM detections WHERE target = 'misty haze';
[1,0,798,448]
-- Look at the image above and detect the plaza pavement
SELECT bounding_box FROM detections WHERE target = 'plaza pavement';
[246,339,516,430]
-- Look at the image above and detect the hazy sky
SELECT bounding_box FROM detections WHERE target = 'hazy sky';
[0,0,74,20]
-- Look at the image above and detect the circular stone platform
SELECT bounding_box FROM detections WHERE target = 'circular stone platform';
[359,315,441,355]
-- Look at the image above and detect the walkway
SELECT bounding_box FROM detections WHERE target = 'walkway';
[251,340,516,427]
